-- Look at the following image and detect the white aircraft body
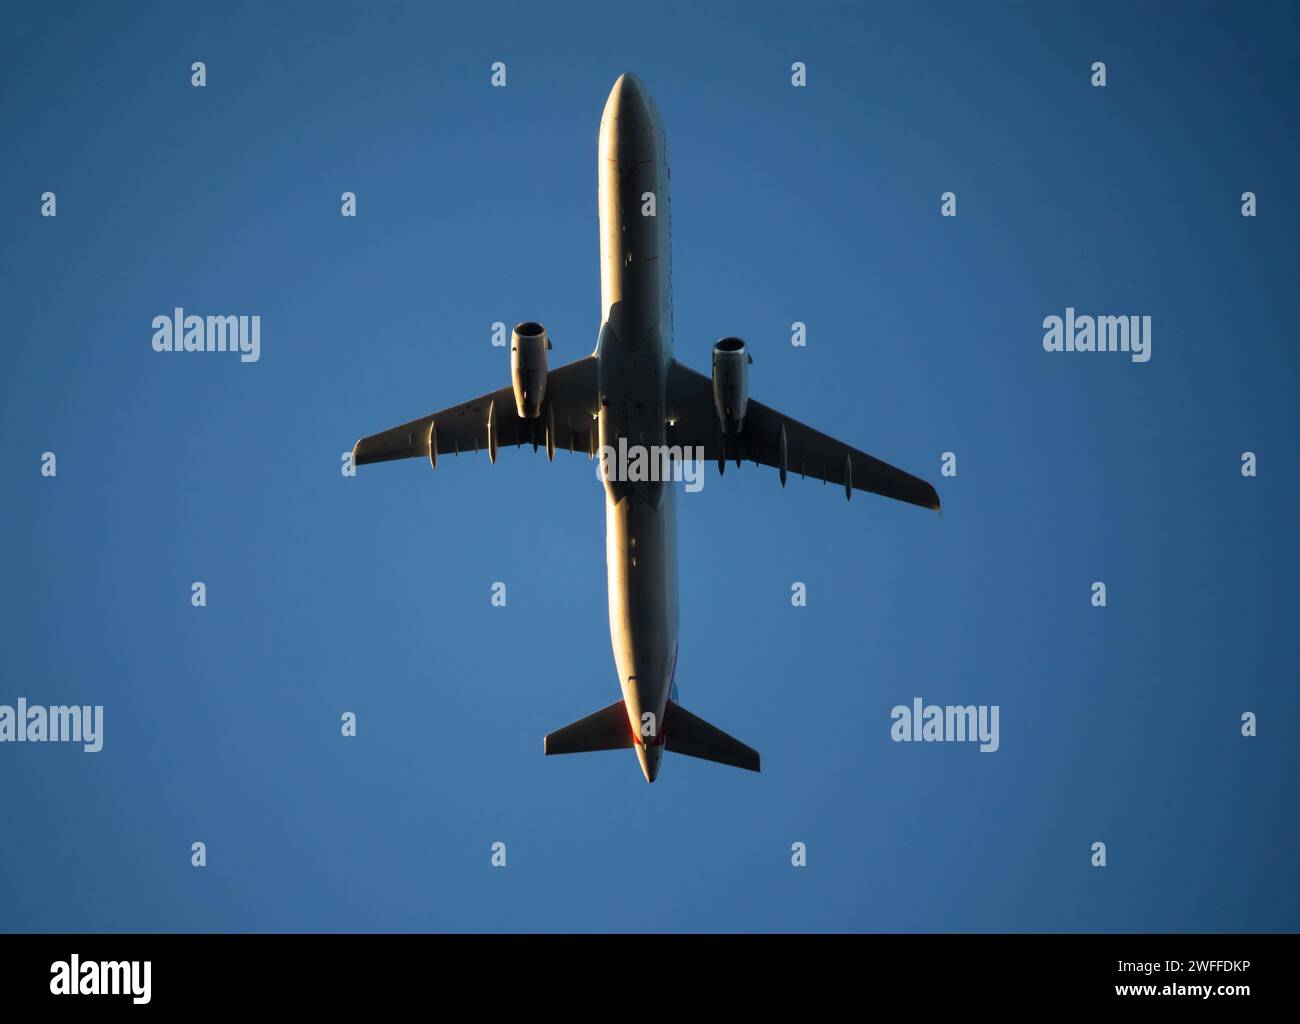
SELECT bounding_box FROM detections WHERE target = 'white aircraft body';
[353,75,940,782]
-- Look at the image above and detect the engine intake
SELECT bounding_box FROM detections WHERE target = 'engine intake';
[711,337,751,434]
[511,322,551,418]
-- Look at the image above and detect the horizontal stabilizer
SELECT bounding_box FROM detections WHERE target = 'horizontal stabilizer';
[544,700,634,756]
[664,701,760,772]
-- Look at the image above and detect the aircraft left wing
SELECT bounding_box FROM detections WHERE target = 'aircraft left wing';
[665,360,940,511]
[353,356,599,466]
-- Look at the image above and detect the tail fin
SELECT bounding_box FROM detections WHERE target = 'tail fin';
[664,701,760,772]
[544,700,633,755]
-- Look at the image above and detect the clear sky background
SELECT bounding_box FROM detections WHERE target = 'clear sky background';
[1,0,1297,932]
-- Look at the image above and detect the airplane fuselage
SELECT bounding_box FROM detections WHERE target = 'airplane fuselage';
[596,74,676,782]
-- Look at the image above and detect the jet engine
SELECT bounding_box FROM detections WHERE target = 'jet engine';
[511,322,551,418]
[711,337,751,434]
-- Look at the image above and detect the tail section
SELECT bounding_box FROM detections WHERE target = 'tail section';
[544,700,633,755]
[663,701,760,772]
[543,698,760,776]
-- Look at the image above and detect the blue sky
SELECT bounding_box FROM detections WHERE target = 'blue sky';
[1,0,1297,931]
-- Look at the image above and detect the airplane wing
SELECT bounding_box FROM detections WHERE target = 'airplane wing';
[664,360,940,511]
[353,356,599,466]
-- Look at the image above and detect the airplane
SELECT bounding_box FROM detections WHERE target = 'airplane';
[352,74,940,783]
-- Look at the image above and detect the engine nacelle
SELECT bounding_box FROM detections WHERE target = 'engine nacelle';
[711,337,751,434]
[511,321,551,418]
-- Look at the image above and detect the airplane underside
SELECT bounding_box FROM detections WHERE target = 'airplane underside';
[351,73,939,784]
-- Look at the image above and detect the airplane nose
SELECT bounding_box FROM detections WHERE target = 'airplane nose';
[600,73,661,171]
[607,73,652,124]
[613,72,644,101]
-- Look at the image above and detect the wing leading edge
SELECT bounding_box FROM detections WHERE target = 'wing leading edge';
[665,360,940,511]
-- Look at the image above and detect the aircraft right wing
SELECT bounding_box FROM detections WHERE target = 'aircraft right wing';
[665,360,940,511]
[353,356,599,467]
